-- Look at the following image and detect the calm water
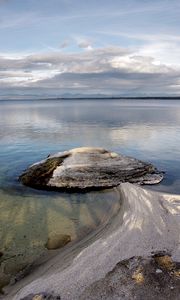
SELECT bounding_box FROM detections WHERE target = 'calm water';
[0,99,180,276]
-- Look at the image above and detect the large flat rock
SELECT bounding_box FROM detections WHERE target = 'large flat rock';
[19,147,163,191]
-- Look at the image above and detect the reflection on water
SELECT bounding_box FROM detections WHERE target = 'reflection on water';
[0,99,180,280]
[1,99,180,192]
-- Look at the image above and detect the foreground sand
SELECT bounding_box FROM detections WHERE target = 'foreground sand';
[3,183,180,299]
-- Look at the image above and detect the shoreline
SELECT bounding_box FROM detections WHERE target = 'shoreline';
[3,183,180,299]
[1,97,180,101]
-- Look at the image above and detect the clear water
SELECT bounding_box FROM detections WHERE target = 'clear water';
[0,99,180,277]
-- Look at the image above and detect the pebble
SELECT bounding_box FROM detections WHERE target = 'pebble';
[156,269,163,274]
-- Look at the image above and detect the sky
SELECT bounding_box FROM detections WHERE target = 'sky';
[0,0,180,98]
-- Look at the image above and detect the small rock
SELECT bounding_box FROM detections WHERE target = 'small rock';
[32,295,44,300]
[20,293,53,300]
[154,255,175,271]
[156,269,163,274]
[132,267,144,284]
[46,234,71,250]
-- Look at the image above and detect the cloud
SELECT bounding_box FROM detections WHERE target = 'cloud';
[96,31,180,68]
[97,31,180,44]
[77,41,93,50]
[0,46,180,97]
[73,36,94,50]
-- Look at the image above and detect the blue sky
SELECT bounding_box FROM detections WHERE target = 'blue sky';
[0,0,180,98]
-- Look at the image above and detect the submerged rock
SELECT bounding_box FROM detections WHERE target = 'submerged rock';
[45,234,71,250]
[20,147,163,191]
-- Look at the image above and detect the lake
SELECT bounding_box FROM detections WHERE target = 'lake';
[0,99,180,281]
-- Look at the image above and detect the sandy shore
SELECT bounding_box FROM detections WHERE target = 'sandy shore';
[3,183,180,299]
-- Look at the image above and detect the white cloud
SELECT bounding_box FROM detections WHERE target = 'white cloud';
[77,41,93,50]
[110,55,171,73]
[96,31,180,68]
[0,46,179,96]
[137,41,180,67]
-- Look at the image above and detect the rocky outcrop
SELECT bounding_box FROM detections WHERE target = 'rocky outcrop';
[80,255,180,300]
[20,147,163,191]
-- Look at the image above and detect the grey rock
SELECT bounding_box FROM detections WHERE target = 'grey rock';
[20,147,163,191]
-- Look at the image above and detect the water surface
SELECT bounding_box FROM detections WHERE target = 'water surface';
[0,99,180,279]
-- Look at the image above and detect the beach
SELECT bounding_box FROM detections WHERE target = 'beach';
[3,183,180,299]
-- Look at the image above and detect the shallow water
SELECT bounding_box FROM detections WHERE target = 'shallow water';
[0,99,180,279]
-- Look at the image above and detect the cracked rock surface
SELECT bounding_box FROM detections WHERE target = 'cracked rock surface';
[20,147,163,191]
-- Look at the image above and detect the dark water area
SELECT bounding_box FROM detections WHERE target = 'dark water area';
[0,98,180,280]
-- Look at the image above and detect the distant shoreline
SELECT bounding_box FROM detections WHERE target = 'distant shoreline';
[0,96,180,101]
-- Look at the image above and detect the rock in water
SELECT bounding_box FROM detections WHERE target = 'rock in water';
[19,147,163,191]
[46,234,71,250]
